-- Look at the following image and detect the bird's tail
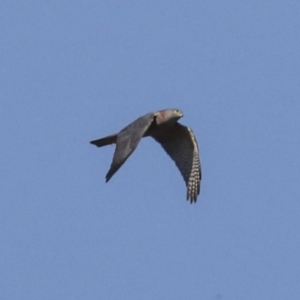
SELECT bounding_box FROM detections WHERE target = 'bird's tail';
[90,134,117,147]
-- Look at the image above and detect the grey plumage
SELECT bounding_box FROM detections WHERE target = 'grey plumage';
[90,109,201,203]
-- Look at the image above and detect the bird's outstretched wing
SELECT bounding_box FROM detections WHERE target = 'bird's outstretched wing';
[105,112,156,182]
[153,123,201,203]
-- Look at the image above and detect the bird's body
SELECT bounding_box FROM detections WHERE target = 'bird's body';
[90,109,201,203]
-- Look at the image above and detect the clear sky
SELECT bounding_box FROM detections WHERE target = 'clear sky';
[1,1,300,299]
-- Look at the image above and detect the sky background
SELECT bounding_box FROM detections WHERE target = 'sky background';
[1,1,300,299]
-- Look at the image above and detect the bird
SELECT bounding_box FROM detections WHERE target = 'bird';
[90,109,201,203]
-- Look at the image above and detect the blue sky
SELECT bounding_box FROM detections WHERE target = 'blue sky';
[1,1,300,299]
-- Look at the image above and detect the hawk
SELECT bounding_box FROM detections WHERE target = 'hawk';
[90,109,201,203]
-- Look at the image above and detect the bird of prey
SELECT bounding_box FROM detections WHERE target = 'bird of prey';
[90,109,201,203]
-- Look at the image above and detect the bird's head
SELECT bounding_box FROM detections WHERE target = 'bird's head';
[155,109,183,126]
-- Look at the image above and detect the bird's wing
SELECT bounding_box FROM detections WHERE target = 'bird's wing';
[153,123,201,203]
[105,112,156,182]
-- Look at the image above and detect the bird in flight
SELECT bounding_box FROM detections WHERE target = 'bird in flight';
[90,109,201,203]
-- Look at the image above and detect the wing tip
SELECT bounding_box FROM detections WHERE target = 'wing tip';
[186,182,200,204]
